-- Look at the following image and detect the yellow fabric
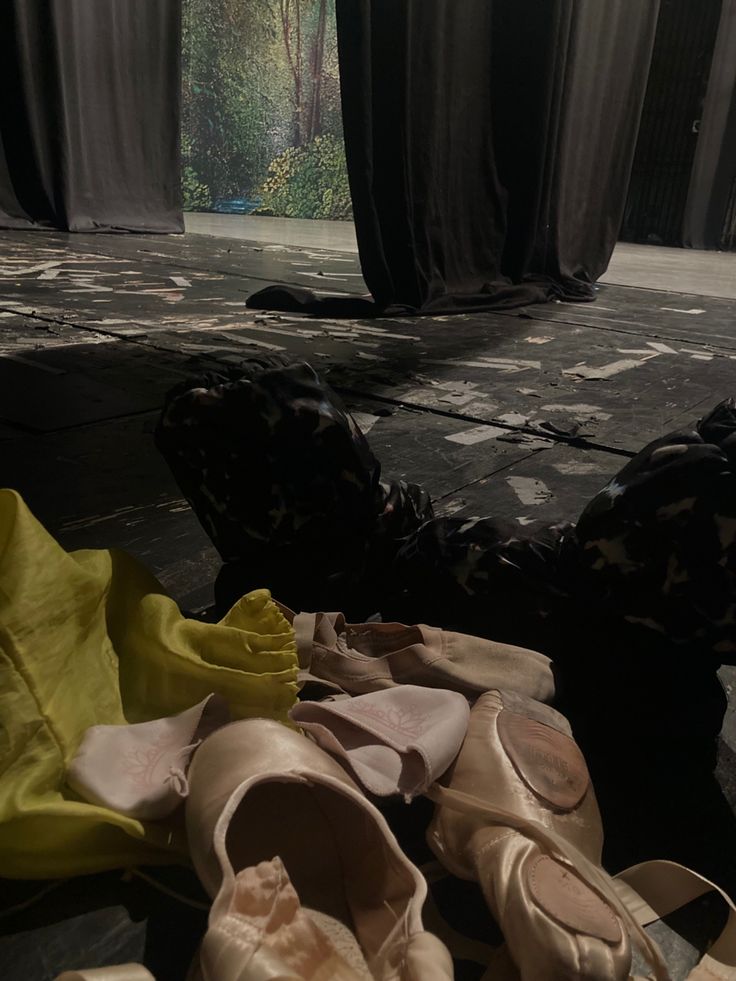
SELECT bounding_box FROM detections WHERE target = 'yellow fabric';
[0,489,298,879]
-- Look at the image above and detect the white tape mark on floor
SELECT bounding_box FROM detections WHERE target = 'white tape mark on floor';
[507,476,554,506]
[494,411,529,426]
[351,412,381,434]
[553,461,605,476]
[430,379,481,392]
[0,260,64,276]
[541,403,612,421]
[660,307,706,315]
[435,499,468,517]
[563,356,658,380]
[646,341,679,354]
[437,392,480,407]
[427,358,541,374]
[445,425,507,445]
[295,270,348,283]
[320,321,420,342]
[216,336,285,352]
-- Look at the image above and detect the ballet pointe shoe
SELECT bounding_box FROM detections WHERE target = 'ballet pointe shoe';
[189,856,370,981]
[427,690,670,981]
[186,719,454,980]
[278,603,555,702]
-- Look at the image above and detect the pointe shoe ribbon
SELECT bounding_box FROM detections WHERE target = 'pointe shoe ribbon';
[290,685,469,800]
[613,860,736,981]
[278,602,556,702]
[427,688,736,981]
[67,694,230,819]
[427,780,669,979]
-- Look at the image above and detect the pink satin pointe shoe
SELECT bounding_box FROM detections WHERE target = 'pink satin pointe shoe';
[277,603,555,703]
[426,690,668,981]
[185,719,455,981]
[194,856,374,981]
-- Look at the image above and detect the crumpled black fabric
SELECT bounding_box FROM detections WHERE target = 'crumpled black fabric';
[154,356,433,616]
[245,280,561,319]
[389,400,736,667]
[157,353,736,665]
[386,516,580,654]
[576,399,736,664]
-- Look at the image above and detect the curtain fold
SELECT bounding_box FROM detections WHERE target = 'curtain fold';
[683,0,736,250]
[330,0,660,314]
[494,0,661,294]
[334,0,551,314]
[0,0,183,233]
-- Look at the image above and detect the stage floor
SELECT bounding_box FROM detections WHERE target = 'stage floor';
[2,225,736,979]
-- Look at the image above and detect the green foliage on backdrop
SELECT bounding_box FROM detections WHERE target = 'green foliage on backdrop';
[182,0,351,220]
[256,135,352,220]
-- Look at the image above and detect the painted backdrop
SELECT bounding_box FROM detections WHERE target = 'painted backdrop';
[182,0,351,219]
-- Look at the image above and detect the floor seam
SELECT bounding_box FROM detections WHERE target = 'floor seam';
[494,308,736,354]
[331,385,636,459]
[2,305,639,458]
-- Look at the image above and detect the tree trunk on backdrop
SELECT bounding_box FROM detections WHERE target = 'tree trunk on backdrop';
[278,0,327,146]
[279,0,303,145]
[306,0,327,142]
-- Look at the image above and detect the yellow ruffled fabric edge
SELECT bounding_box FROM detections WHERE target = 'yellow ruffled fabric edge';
[0,488,298,879]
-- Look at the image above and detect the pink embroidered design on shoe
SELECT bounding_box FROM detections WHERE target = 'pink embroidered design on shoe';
[290,686,469,800]
[67,693,230,820]
[347,700,430,738]
[121,730,186,789]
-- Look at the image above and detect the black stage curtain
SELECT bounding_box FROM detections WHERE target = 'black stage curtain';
[683,0,736,250]
[337,0,661,312]
[334,0,543,314]
[249,0,659,316]
[0,0,183,233]
[492,0,661,295]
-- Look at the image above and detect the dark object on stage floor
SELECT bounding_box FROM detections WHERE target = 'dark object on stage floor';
[394,398,736,666]
[154,356,433,616]
[389,515,580,655]
[157,354,736,665]
[248,0,659,316]
[576,397,736,664]
[0,0,182,232]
